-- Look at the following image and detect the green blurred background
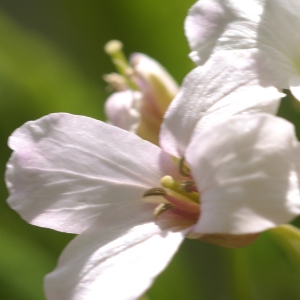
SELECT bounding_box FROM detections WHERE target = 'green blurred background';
[1,1,300,299]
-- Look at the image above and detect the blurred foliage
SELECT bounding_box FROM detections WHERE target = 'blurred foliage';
[0,0,300,299]
[151,226,300,300]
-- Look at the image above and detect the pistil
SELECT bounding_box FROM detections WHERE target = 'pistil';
[160,175,199,203]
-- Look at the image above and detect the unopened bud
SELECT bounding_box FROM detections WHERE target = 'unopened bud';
[130,53,178,115]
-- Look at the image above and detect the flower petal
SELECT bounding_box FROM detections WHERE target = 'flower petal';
[45,218,185,300]
[185,0,300,89]
[190,85,283,141]
[257,0,300,87]
[186,114,300,234]
[160,50,281,158]
[130,53,178,115]
[289,75,300,101]
[6,113,176,234]
[184,0,263,65]
[105,90,142,132]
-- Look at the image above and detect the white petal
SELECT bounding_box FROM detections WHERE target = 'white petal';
[105,90,142,132]
[184,0,263,65]
[186,114,300,234]
[6,113,175,234]
[289,75,300,102]
[160,50,281,158]
[45,219,185,300]
[191,85,283,140]
[185,0,300,87]
[257,0,300,86]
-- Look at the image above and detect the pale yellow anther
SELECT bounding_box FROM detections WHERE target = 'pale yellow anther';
[103,73,127,91]
[104,40,138,90]
[104,40,123,56]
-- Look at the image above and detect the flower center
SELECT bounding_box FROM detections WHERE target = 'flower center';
[143,169,201,230]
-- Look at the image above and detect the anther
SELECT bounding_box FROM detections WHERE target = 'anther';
[179,157,191,177]
[153,203,173,218]
[143,187,167,198]
[104,40,123,56]
[103,73,128,91]
[104,40,139,90]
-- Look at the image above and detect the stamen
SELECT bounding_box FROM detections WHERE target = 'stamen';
[179,157,191,177]
[104,40,127,77]
[153,203,173,218]
[104,40,138,90]
[143,187,167,198]
[103,73,128,91]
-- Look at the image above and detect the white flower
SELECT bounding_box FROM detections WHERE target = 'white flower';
[6,91,300,299]
[184,0,300,100]
[104,40,178,145]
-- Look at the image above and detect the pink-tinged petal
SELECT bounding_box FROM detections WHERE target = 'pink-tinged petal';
[45,217,185,300]
[185,0,263,65]
[130,53,178,116]
[6,113,176,234]
[105,90,142,132]
[160,50,281,158]
[186,114,300,234]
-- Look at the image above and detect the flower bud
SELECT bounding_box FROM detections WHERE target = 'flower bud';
[104,41,178,145]
[130,53,178,116]
[105,90,142,132]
